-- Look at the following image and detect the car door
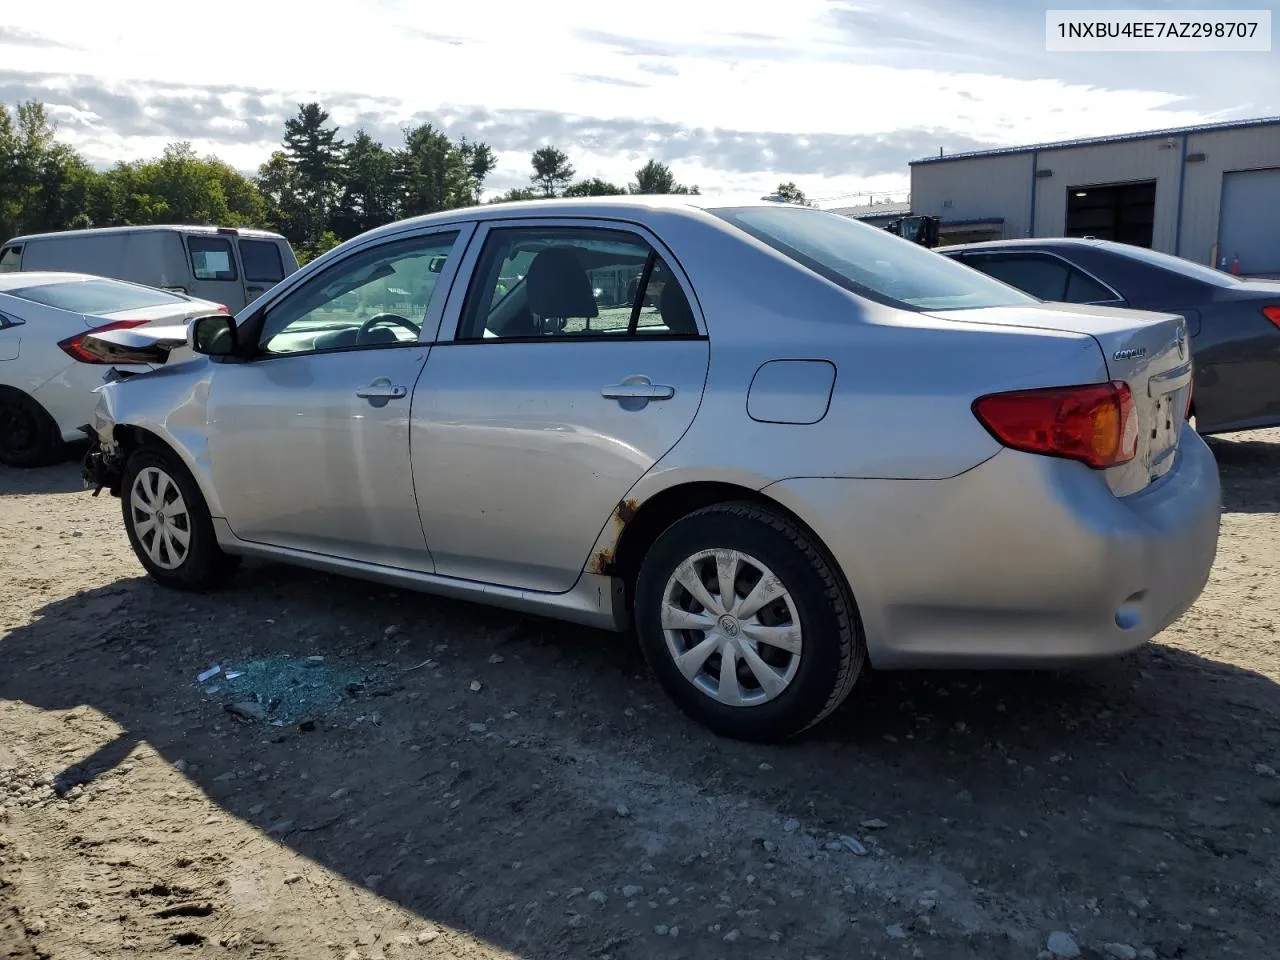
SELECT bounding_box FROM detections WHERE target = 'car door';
[184,233,249,311]
[411,218,710,593]
[206,225,472,569]
[236,237,290,306]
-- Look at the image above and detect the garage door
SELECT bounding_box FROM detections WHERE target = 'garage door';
[1219,167,1280,275]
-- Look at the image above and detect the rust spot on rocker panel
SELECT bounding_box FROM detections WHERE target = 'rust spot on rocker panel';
[588,497,641,575]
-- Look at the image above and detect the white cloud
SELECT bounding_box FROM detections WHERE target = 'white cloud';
[0,0,1268,197]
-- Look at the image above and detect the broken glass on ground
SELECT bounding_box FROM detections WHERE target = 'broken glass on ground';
[194,653,383,724]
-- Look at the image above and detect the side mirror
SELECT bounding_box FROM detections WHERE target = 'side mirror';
[191,314,238,357]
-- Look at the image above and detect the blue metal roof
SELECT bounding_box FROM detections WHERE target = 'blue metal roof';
[910,115,1280,166]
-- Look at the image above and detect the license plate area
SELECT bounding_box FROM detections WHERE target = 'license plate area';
[1146,393,1180,479]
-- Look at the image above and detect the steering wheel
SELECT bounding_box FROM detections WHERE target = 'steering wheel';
[358,313,420,343]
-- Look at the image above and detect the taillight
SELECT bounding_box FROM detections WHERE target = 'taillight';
[972,380,1138,470]
[58,319,150,364]
[1263,306,1280,329]
[215,304,230,313]
[1185,380,1194,421]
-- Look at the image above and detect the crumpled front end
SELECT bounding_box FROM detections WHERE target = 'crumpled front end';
[81,382,125,497]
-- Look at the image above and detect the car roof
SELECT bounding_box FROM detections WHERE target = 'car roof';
[0,271,114,291]
[5,224,287,243]
[940,237,1124,253]
[352,194,822,244]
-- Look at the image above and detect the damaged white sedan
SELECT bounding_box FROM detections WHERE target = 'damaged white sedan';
[81,195,1221,742]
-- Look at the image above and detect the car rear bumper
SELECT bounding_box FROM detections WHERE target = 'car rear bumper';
[765,424,1221,668]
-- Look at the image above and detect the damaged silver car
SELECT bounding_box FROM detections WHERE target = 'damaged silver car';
[81,195,1221,741]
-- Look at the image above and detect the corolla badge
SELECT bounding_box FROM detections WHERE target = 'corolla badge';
[1113,347,1147,361]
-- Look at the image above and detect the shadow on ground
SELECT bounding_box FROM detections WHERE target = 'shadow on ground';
[2,433,1279,958]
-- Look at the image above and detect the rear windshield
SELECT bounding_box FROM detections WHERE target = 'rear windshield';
[711,205,1037,311]
[5,279,187,315]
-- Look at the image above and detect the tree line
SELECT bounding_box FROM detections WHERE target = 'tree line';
[1,99,809,264]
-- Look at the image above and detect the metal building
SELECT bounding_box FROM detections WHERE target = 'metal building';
[908,116,1280,274]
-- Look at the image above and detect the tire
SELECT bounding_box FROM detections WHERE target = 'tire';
[0,388,64,468]
[634,501,865,742]
[120,444,240,590]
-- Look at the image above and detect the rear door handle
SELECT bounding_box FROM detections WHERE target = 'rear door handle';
[356,382,407,400]
[602,380,675,401]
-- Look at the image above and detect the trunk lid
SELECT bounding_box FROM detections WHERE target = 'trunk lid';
[929,302,1192,495]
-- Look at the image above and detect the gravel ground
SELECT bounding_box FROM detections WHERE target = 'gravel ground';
[2,431,1279,960]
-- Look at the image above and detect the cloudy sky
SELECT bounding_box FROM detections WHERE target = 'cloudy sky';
[0,0,1275,203]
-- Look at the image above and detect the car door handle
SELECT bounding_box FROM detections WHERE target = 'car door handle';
[602,381,675,401]
[355,383,407,399]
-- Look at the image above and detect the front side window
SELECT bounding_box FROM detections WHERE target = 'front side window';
[710,205,1036,311]
[188,236,238,281]
[259,232,458,356]
[3,278,187,314]
[239,239,285,284]
[457,226,698,340]
[0,246,21,273]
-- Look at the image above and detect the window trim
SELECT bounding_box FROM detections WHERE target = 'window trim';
[185,234,240,283]
[955,249,1126,306]
[437,217,706,346]
[232,226,472,363]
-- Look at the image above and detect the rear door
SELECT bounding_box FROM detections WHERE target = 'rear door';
[182,232,248,310]
[411,217,710,592]
[236,236,290,306]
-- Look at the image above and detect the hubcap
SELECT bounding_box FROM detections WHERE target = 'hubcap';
[660,548,803,707]
[129,466,191,570]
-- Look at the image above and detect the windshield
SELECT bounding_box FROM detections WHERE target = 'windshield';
[710,205,1037,311]
[5,279,188,315]
[1107,242,1243,286]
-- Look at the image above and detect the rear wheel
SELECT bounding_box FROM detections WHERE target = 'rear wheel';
[121,445,240,589]
[634,501,864,742]
[0,388,64,468]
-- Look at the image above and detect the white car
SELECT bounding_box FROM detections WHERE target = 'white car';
[0,272,227,467]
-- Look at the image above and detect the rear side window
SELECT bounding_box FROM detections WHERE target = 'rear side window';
[965,253,1121,304]
[188,236,238,281]
[1064,269,1120,304]
[4,279,188,314]
[0,246,21,273]
[711,205,1035,311]
[239,239,285,283]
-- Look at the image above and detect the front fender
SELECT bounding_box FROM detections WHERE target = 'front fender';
[83,359,223,517]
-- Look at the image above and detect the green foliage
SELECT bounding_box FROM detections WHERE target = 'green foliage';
[489,187,541,203]
[629,159,698,196]
[530,146,575,198]
[773,181,810,205]
[0,99,701,256]
[563,178,626,197]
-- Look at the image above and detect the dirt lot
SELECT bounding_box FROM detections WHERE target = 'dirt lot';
[2,431,1279,960]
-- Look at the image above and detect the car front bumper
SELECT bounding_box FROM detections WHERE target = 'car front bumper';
[765,424,1222,669]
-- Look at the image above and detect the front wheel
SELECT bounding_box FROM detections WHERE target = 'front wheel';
[121,446,240,589]
[634,502,865,742]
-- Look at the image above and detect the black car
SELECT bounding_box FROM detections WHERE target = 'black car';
[941,238,1280,435]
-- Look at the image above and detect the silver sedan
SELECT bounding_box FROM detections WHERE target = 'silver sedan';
[80,196,1222,741]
